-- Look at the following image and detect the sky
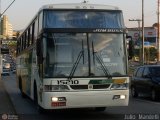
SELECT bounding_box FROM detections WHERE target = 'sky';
[1,0,157,30]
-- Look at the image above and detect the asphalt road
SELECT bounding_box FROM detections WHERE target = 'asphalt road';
[1,73,160,120]
[0,79,16,114]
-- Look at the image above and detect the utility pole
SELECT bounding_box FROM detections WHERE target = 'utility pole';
[0,0,16,79]
[129,19,142,39]
[142,0,144,65]
[0,0,15,18]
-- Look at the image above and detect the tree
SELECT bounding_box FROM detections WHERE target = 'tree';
[152,23,158,28]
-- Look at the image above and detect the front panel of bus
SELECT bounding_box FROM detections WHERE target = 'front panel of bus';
[37,9,129,109]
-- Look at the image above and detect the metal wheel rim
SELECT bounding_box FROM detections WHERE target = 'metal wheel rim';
[151,89,156,100]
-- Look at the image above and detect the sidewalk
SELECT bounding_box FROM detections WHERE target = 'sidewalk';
[0,78,16,115]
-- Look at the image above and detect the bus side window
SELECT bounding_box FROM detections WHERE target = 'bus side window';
[36,39,43,64]
[48,48,55,64]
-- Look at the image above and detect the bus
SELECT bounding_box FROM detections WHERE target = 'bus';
[16,2,129,112]
[0,55,11,75]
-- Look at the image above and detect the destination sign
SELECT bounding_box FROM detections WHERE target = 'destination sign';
[44,28,124,33]
[93,28,123,33]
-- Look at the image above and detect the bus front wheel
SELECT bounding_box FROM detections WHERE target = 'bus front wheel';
[95,107,106,112]
[19,78,26,98]
[34,82,45,113]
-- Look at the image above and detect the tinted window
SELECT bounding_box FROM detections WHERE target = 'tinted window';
[39,11,43,32]
[149,67,160,77]
[43,10,125,28]
[34,18,38,40]
[136,67,144,77]
[133,68,138,76]
[143,67,150,76]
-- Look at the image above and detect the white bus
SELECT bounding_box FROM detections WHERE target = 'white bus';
[16,3,129,112]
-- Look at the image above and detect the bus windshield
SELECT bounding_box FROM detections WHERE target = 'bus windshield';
[43,10,124,28]
[44,33,127,78]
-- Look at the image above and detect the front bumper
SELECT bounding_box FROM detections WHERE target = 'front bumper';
[39,90,129,109]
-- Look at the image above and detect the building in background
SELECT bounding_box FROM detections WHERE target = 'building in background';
[0,15,13,39]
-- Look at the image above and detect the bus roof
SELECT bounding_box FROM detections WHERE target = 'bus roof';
[18,3,121,38]
[39,3,120,11]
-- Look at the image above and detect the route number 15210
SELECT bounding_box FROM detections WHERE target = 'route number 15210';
[57,80,79,85]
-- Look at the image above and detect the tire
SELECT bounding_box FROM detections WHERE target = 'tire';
[131,86,138,98]
[95,107,106,112]
[151,89,158,101]
[34,83,45,114]
[19,78,26,98]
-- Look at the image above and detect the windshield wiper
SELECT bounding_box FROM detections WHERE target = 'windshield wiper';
[92,41,112,79]
[68,40,84,80]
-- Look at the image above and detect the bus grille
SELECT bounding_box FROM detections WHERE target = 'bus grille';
[70,84,110,90]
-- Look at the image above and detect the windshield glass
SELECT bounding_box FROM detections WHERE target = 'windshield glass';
[43,10,124,28]
[44,33,89,77]
[44,33,127,78]
[89,33,126,76]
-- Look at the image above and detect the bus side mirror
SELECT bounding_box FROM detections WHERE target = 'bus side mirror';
[36,39,41,56]
[126,36,134,60]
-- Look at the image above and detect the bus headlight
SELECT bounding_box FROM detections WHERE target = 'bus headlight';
[110,83,128,90]
[113,95,126,100]
[51,97,66,102]
[52,97,58,102]
[44,85,69,91]
[51,97,67,107]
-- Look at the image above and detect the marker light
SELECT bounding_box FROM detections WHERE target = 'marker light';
[110,78,128,90]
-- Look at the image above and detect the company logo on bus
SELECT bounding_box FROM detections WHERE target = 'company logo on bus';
[93,29,123,33]
[88,84,93,89]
